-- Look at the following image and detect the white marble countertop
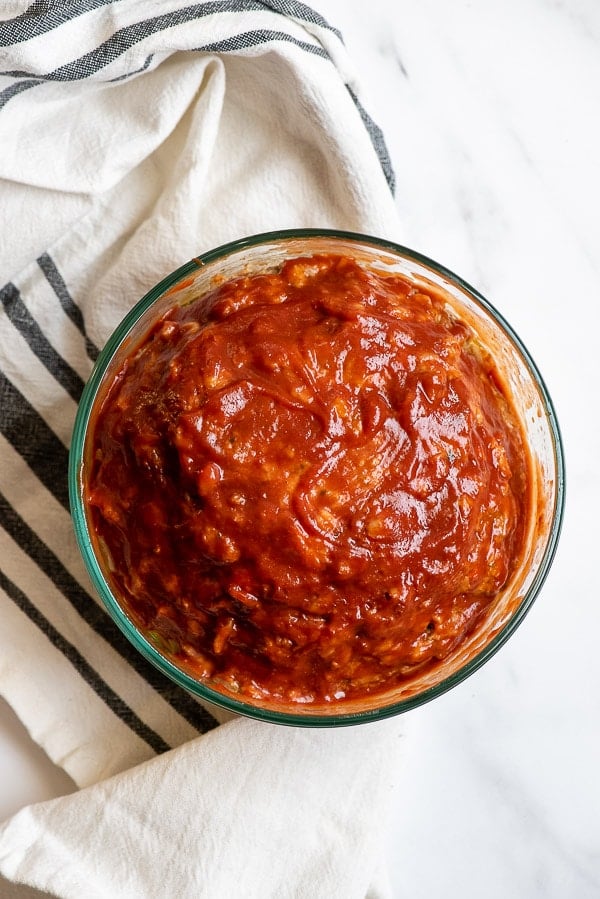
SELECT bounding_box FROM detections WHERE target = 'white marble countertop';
[1,1,598,896]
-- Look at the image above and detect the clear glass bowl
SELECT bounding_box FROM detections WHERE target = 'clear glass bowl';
[69,229,565,726]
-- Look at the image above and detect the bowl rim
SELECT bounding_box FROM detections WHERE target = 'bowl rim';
[68,228,566,726]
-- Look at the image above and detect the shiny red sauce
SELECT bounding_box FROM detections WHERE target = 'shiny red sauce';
[87,254,529,705]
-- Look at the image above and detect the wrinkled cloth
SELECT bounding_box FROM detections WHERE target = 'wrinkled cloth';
[0,717,403,899]
[0,2,404,896]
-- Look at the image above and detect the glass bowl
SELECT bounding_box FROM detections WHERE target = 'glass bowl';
[69,229,565,726]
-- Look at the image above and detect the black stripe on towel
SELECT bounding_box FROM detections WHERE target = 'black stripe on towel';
[195,28,326,56]
[0,79,38,111]
[0,0,118,46]
[0,0,341,47]
[109,52,155,83]
[0,371,71,511]
[0,491,219,735]
[0,564,171,755]
[0,0,342,47]
[0,1,262,47]
[0,3,272,80]
[2,21,327,83]
[37,253,100,362]
[1,282,86,403]
[346,86,396,194]
[256,0,342,41]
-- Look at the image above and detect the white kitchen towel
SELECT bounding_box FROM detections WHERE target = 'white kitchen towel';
[0,717,403,899]
[0,1,404,896]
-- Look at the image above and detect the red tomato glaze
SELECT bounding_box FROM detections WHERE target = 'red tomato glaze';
[87,254,529,705]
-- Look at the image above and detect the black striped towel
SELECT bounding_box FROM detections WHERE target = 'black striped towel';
[0,2,403,896]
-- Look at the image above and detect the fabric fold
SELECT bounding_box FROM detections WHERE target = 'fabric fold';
[0,717,403,899]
